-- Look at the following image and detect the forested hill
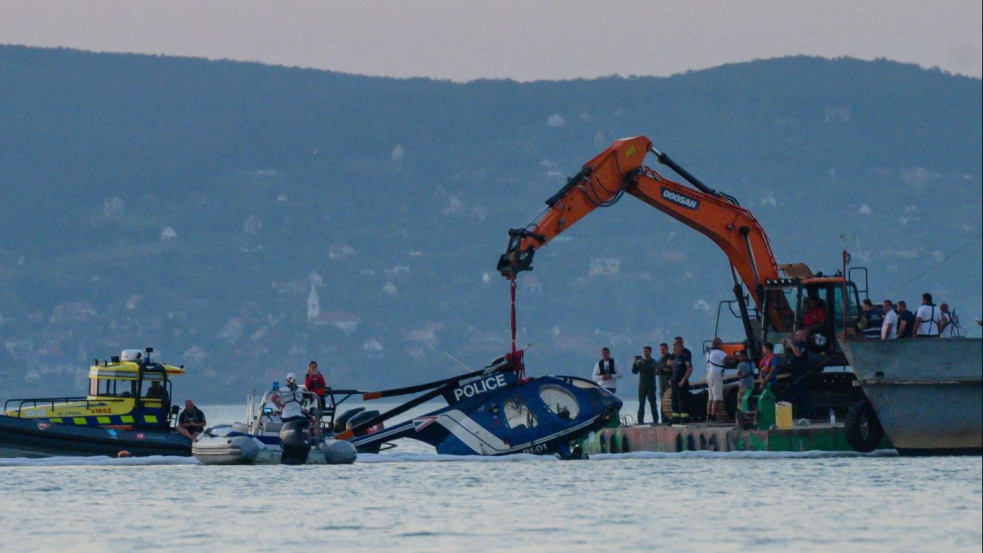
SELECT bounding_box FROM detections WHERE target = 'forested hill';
[0,45,980,402]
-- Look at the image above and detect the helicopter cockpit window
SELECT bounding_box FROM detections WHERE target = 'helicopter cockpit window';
[504,396,538,430]
[539,384,580,420]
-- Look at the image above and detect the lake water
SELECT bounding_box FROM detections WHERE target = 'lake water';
[1,401,980,553]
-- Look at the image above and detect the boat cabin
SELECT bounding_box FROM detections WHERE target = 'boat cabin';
[3,347,185,430]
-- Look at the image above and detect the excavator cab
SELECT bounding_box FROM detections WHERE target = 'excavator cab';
[761,275,862,364]
[753,274,867,419]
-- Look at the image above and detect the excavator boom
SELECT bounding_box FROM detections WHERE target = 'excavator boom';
[498,136,781,310]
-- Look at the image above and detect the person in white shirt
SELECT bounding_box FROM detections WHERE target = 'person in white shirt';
[913,293,942,337]
[592,347,622,394]
[272,372,308,422]
[881,300,899,340]
[939,303,960,338]
[705,337,730,422]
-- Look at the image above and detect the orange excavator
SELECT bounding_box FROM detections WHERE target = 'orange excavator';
[497,136,868,417]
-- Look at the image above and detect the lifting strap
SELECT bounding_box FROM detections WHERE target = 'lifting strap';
[508,276,526,381]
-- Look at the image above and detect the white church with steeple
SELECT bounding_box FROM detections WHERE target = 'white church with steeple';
[307,271,323,321]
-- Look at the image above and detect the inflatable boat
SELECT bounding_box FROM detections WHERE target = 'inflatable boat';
[192,386,362,465]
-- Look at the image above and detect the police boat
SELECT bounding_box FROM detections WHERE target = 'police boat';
[192,383,361,465]
[335,350,623,459]
[0,347,191,458]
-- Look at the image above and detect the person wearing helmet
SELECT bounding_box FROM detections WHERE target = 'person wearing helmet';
[272,372,307,423]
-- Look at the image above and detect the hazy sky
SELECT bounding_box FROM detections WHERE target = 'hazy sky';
[1,1,980,81]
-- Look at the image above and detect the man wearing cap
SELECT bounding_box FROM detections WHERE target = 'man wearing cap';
[272,372,307,423]
[176,399,206,440]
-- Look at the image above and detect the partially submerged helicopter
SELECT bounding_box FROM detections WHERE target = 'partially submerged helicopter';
[337,350,622,459]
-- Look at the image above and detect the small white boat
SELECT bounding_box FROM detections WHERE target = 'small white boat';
[192,387,363,465]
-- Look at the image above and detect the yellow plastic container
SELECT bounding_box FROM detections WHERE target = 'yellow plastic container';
[775,401,793,429]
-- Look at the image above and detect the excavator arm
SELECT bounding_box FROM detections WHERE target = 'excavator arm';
[497,136,793,348]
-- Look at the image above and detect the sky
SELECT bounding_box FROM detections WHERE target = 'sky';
[1,1,980,82]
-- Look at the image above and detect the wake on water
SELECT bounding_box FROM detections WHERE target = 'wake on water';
[0,448,897,467]
[0,455,200,467]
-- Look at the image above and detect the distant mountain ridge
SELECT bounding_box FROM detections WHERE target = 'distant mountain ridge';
[0,45,980,401]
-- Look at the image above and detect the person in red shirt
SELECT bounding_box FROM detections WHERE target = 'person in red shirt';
[304,360,327,409]
[757,342,780,389]
[803,297,827,335]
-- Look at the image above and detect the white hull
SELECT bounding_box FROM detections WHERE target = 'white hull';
[192,426,356,465]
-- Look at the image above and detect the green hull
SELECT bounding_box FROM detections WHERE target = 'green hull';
[580,423,892,455]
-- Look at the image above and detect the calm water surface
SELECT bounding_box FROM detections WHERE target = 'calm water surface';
[1,402,980,553]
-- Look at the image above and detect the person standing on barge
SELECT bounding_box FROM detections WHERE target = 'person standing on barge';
[782,330,811,419]
[881,300,899,340]
[705,338,730,422]
[592,347,622,394]
[632,346,659,424]
[913,293,942,337]
[896,301,916,339]
[670,339,693,424]
[757,342,780,389]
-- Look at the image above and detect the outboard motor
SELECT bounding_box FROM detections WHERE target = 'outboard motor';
[334,407,366,433]
[347,410,383,454]
[278,419,312,465]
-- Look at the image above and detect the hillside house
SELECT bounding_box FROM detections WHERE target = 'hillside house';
[328,244,355,260]
[311,311,360,335]
[243,215,262,235]
[103,196,124,218]
[589,257,620,280]
[362,339,384,359]
[182,345,206,364]
[50,302,97,323]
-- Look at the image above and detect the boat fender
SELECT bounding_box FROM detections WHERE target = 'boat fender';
[235,436,261,462]
[843,399,884,453]
[323,439,357,464]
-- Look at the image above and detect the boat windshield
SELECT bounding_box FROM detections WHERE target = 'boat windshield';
[539,384,579,420]
[90,378,138,398]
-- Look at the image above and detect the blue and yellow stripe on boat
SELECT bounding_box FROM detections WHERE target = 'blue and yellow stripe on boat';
[46,412,166,427]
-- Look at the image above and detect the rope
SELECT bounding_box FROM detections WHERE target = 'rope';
[508,276,526,381]
[510,277,517,356]
[883,235,982,296]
